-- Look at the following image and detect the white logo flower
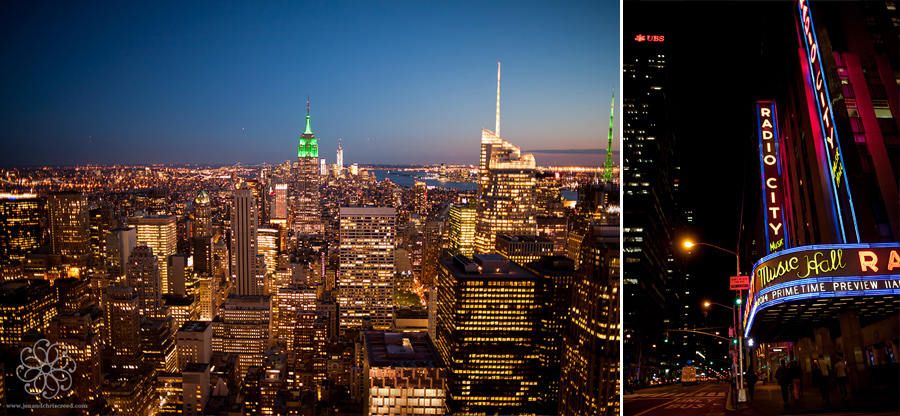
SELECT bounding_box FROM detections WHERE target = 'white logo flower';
[16,339,77,399]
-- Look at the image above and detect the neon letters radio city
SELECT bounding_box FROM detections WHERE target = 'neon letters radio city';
[756,101,788,254]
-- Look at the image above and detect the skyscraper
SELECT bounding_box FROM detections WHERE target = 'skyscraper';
[473,127,538,254]
[130,215,177,294]
[473,66,537,253]
[295,100,322,235]
[622,31,683,385]
[414,181,427,216]
[104,286,144,376]
[0,193,42,268]
[273,183,288,221]
[338,206,395,332]
[448,202,476,258]
[435,254,542,415]
[336,139,343,174]
[48,191,91,269]
[231,186,263,296]
[192,191,212,238]
[126,245,163,318]
[558,224,620,415]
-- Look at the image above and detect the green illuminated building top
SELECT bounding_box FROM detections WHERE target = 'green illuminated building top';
[603,89,615,182]
[298,102,318,159]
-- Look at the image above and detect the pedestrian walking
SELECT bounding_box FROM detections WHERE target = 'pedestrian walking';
[775,359,791,409]
[834,354,849,401]
[744,365,757,400]
[790,359,802,402]
[814,354,831,405]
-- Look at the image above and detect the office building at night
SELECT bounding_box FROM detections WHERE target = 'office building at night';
[129,215,177,294]
[126,245,164,318]
[448,203,476,258]
[558,224,621,415]
[495,234,554,265]
[473,128,537,254]
[435,254,542,415]
[192,190,213,238]
[0,193,42,269]
[295,104,322,235]
[104,286,144,376]
[338,206,396,332]
[176,320,213,371]
[231,186,264,296]
[48,191,91,269]
[212,293,272,378]
[622,31,685,385]
[363,331,448,416]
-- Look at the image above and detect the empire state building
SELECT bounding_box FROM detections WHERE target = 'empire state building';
[295,101,322,235]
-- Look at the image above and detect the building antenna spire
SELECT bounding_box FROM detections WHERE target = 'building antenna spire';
[307,95,310,116]
[603,88,615,183]
[495,62,501,137]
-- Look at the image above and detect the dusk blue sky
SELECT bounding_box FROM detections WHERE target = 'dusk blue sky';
[1,1,619,167]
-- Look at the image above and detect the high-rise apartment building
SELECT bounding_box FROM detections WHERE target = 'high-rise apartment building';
[336,140,344,174]
[231,186,263,296]
[126,245,163,318]
[106,226,137,279]
[49,310,103,402]
[104,286,144,376]
[414,181,427,216]
[48,191,91,268]
[435,254,542,415]
[338,207,395,332]
[212,294,272,378]
[0,193,42,268]
[273,283,317,349]
[295,103,322,235]
[130,215,177,294]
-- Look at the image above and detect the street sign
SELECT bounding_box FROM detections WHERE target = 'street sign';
[730,275,750,290]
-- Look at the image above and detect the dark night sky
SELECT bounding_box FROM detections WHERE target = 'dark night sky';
[0,1,619,167]
[626,2,796,313]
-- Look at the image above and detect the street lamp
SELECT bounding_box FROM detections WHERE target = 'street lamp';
[689,239,748,404]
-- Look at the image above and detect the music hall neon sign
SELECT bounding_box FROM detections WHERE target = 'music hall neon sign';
[756,101,789,254]
[797,0,859,242]
[743,243,900,335]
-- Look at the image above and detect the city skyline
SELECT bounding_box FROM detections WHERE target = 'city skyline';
[0,1,619,167]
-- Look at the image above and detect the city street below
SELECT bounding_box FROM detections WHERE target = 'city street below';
[624,382,729,416]
[625,380,899,416]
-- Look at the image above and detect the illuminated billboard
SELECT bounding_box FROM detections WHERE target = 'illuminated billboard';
[744,243,900,336]
[756,101,789,254]
[796,0,859,243]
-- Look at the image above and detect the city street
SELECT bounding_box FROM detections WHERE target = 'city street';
[624,382,728,416]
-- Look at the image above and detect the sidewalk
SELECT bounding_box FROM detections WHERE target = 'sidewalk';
[726,383,899,415]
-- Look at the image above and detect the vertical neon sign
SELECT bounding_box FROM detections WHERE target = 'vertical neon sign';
[757,101,789,254]
[796,0,860,243]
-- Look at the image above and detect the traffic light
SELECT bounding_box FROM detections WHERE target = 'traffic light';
[735,297,742,305]
[665,333,669,343]
[733,338,738,345]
